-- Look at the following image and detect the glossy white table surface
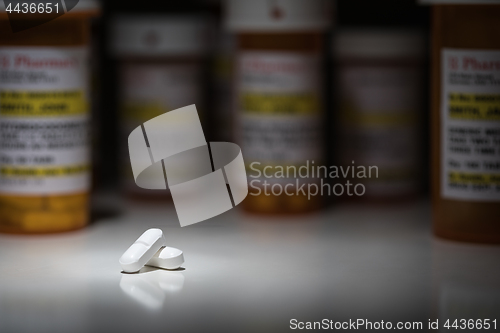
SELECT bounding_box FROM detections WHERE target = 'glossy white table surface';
[1,195,499,333]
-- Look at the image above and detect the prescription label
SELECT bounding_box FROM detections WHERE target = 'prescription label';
[120,63,203,193]
[441,49,500,201]
[0,47,90,195]
[237,52,323,177]
[338,65,422,196]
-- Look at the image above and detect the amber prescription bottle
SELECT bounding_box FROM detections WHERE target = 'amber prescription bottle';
[0,1,100,234]
[426,0,500,243]
[111,15,209,200]
[334,29,426,202]
[226,0,332,214]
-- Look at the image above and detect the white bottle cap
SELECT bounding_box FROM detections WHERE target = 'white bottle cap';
[146,246,185,270]
[334,29,426,60]
[225,0,333,33]
[119,228,166,273]
[111,15,211,57]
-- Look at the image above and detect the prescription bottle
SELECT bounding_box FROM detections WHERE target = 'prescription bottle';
[334,29,426,202]
[0,1,100,234]
[111,15,209,200]
[426,0,500,243]
[226,0,332,214]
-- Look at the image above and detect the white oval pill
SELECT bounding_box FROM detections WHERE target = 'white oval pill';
[119,228,166,273]
[146,246,184,270]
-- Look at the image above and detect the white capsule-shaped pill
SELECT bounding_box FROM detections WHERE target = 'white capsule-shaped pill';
[119,228,166,273]
[146,246,184,270]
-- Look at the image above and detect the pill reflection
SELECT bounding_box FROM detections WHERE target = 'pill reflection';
[120,266,185,311]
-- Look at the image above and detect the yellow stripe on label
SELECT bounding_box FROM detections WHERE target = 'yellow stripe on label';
[340,101,417,126]
[242,93,320,115]
[122,102,168,123]
[448,171,500,185]
[0,165,89,177]
[0,91,88,117]
[214,57,233,78]
[448,93,500,121]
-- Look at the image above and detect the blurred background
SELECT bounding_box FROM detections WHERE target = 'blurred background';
[2,0,499,238]
[1,1,500,332]
[96,0,430,200]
